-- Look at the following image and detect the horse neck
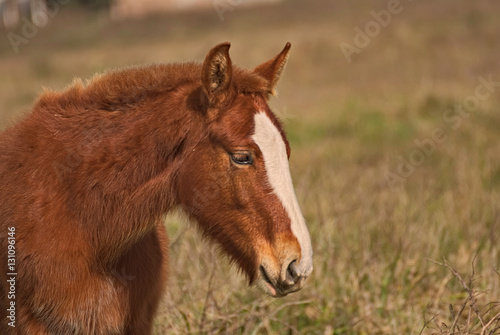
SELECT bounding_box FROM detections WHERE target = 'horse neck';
[69,88,206,264]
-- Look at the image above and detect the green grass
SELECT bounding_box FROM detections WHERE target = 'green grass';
[1,0,500,333]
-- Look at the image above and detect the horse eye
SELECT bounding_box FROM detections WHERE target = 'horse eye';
[230,151,253,165]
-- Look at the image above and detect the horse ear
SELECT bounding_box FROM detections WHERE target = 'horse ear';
[253,42,291,96]
[202,42,233,107]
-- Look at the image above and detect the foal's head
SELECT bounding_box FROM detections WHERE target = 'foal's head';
[177,43,312,297]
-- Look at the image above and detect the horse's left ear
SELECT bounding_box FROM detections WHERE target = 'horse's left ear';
[202,42,233,107]
[253,42,291,96]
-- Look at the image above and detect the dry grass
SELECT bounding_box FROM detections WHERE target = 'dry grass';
[424,258,500,335]
[1,0,499,333]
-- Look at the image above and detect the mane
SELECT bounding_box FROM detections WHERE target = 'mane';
[34,62,270,113]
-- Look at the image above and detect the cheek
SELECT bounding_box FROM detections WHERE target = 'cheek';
[177,147,230,213]
[229,160,271,208]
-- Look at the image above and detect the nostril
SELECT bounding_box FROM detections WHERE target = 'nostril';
[285,260,300,285]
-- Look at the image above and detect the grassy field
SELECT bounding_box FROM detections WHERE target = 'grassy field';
[1,0,500,334]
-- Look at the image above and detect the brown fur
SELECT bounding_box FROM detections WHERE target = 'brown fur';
[0,43,299,334]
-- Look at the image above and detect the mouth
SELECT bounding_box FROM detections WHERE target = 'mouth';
[258,265,302,298]
[259,265,281,297]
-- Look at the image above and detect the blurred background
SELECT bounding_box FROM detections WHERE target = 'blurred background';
[1,0,499,334]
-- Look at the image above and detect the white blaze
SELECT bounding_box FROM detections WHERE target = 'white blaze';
[252,112,313,278]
